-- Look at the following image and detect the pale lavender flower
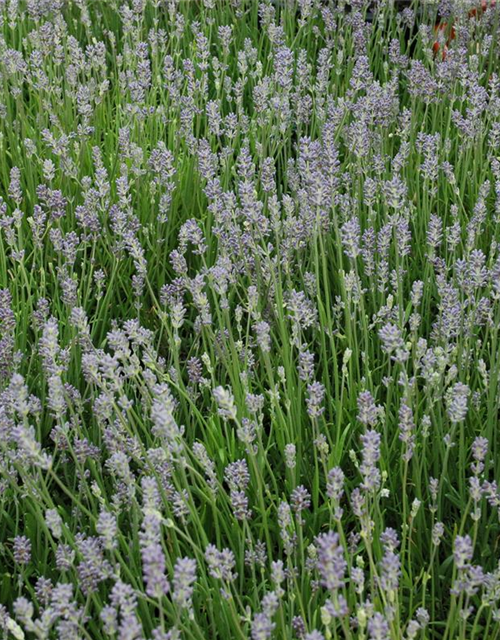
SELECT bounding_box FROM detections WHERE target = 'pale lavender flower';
[416,608,429,628]
[471,436,489,475]
[218,25,233,52]
[141,541,169,599]
[45,508,63,539]
[251,612,275,640]
[186,357,203,384]
[110,579,137,618]
[322,595,349,619]
[284,444,296,469]
[237,418,258,455]
[432,522,445,546]
[395,217,412,256]
[360,430,382,492]
[411,280,424,307]
[398,403,415,461]
[140,514,169,599]
[291,485,311,523]
[357,391,380,427]
[246,393,264,414]
[351,566,365,595]
[173,557,197,611]
[8,167,22,205]
[379,323,408,362]
[351,488,367,519]
[305,632,325,640]
[429,478,440,511]
[274,46,294,91]
[261,591,279,617]
[292,616,306,638]
[245,540,267,570]
[178,219,207,256]
[224,460,250,491]
[326,466,344,501]
[151,383,184,454]
[101,605,118,635]
[364,179,378,209]
[193,443,218,495]
[50,581,83,626]
[298,349,315,382]
[446,382,470,424]
[76,535,112,595]
[230,490,252,521]
[380,548,401,594]
[205,544,237,582]
[0,289,15,378]
[254,321,271,352]
[270,560,285,597]
[13,596,33,626]
[306,382,325,418]
[380,528,400,552]
[340,217,361,259]
[454,535,473,571]
[55,543,75,572]
[407,60,440,104]
[13,535,31,565]
[96,509,118,550]
[469,476,483,521]
[286,290,318,332]
[383,174,408,209]
[367,612,390,640]
[278,501,296,556]
[315,531,346,591]
[213,386,237,421]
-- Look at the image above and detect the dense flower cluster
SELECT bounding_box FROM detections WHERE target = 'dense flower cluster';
[0,0,500,638]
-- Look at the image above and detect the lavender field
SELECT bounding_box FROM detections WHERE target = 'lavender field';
[1,0,500,638]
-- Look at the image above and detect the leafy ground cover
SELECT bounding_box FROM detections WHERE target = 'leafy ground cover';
[0,1,500,638]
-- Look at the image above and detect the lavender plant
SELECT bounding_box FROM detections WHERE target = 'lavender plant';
[0,0,500,638]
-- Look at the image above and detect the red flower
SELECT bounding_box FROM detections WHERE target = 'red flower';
[470,0,496,17]
[432,22,456,61]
